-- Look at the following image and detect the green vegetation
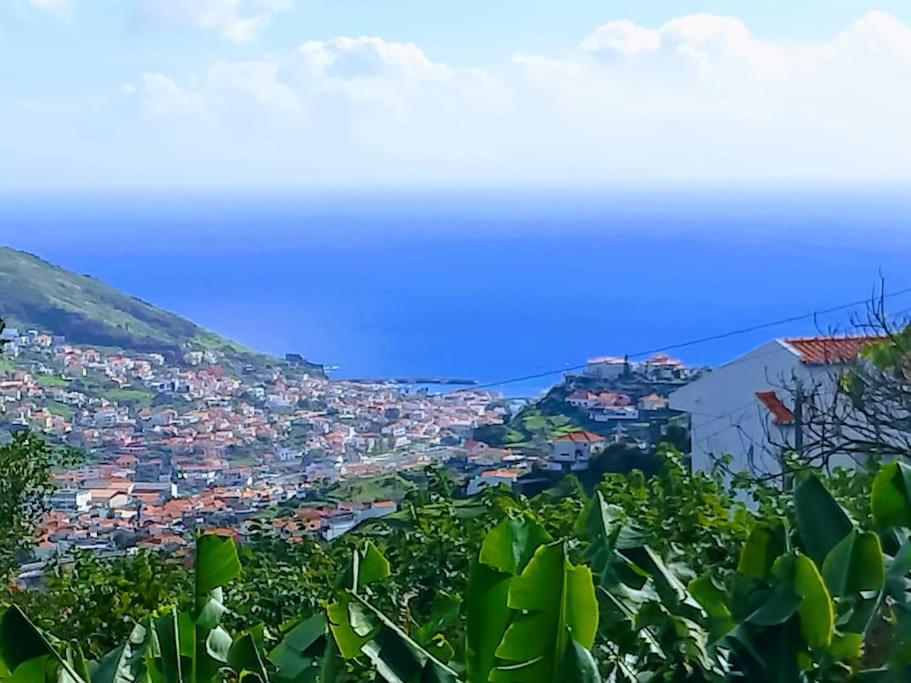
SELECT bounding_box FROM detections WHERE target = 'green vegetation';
[0,247,321,372]
[474,408,578,447]
[327,474,416,503]
[0,432,78,577]
[5,447,911,681]
[35,374,68,387]
[43,401,74,419]
[104,387,155,406]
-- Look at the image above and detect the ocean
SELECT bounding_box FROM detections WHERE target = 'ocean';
[3,187,911,397]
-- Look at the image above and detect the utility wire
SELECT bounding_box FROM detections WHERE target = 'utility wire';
[444,285,911,394]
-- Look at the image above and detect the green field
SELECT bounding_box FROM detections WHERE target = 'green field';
[36,374,68,387]
[327,474,416,503]
[44,401,74,419]
[104,388,155,405]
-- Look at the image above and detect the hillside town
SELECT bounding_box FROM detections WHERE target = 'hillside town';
[0,324,711,579]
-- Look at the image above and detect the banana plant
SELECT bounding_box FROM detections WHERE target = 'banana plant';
[690,467,911,681]
[465,511,600,683]
[578,491,727,681]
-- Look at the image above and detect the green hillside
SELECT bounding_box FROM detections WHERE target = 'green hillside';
[0,246,320,371]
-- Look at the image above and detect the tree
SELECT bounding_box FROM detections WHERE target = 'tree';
[0,321,81,579]
[775,293,911,474]
[0,432,78,578]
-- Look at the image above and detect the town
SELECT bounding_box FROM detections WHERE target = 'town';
[0,325,701,578]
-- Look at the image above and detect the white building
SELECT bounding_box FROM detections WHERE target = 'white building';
[589,406,639,422]
[48,488,91,513]
[467,468,522,495]
[670,336,877,480]
[583,356,627,380]
[544,430,606,473]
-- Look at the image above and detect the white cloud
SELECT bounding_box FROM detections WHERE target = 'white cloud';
[132,0,293,42]
[29,0,74,22]
[13,11,911,187]
[298,37,453,80]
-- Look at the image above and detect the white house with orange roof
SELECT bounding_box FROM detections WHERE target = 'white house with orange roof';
[670,335,879,480]
[544,430,607,473]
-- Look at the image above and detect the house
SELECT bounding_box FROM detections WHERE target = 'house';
[638,393,668,412]
[669,335,878,480]
[588,405,639,422]
[89,489,130,509]
[543,430,606,472]
[583,356,627,380]
[131,481,177,503]
[48,488,91,512]
[640,353,687,381]
[566,391,599,409]
[467,468,522,495]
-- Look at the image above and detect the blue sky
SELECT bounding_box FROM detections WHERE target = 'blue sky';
[3,0,911,188]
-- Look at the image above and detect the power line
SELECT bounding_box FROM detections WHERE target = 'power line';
[444,285,911,394]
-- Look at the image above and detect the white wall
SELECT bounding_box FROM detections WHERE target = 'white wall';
[670,341,835,479]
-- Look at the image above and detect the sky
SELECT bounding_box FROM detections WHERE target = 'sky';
[3,0,911,189]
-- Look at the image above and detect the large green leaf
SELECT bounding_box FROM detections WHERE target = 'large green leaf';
[478,514,551,576]
[348,594,459,683]
[337,541,392,593]
[738,520,787,580]
[794,475,853,565]
[195,534,242,595]
[560,639,602,683]
[0,606,86,683]
[93,623,151,683]
[194,534,242,630]
[490,542,599,682]
[745,586,802,626]
[229,629,271,683]
[327,599,373,661]
[465,563,512,683]
[872,462,911,529]
[352,541,391,593]
[0,606,52,675]
[793,554,835,650]
[328,542,393,660]
[269,614,326,681]
[822,529,885,597]
[886,539,911,605]
[151,608,192,683]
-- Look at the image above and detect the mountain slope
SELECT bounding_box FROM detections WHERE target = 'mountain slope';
[0,246,320,371]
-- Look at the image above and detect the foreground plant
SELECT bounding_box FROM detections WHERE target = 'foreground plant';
[6,458,911,681]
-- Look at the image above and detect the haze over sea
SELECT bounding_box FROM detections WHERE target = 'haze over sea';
[3,188,911,397]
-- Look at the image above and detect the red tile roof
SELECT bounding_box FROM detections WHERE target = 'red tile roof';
[556,430,605,443]
[781,336,881,365]
[755,391,795,425]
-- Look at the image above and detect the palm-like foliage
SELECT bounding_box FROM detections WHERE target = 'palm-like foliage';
[6,459,911,681]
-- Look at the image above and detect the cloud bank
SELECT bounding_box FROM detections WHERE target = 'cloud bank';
[11,11,911,187]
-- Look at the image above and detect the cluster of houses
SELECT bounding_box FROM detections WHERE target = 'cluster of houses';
[6,319,881,571]
[0,326,512,573]
[452,336,890,499]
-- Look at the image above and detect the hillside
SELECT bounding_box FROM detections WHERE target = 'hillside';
[0,246,321,372]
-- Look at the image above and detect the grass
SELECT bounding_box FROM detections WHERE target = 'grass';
[105,388,154,405]
[44,401,74,419]
[328,474,415,503]
[37,374,68,387]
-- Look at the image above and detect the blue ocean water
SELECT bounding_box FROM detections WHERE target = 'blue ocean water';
[2,188,911,397]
